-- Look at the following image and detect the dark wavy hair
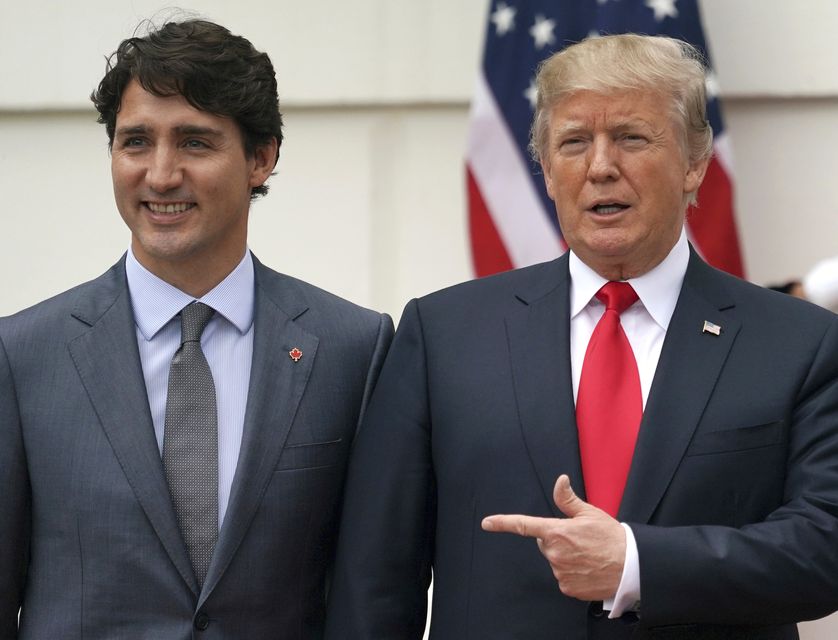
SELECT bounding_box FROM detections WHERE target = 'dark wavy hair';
[91,19,283,199]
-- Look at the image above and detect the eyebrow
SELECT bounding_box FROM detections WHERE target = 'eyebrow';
[552,123,587,137]
[114,124,225,137]
[552,119,660,144]
[114,125,149,137]
[174,125,224,137]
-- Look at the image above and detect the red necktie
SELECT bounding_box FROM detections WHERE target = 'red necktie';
[576,282,642,518]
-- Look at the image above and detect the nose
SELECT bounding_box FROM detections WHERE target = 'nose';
[586,137,620,183]
[145,146,183,193]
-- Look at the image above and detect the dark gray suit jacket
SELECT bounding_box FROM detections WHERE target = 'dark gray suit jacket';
[0,255,393,639]
[325,250,838,639]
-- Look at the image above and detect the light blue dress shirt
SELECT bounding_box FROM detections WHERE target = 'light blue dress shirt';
[125,248,255,529]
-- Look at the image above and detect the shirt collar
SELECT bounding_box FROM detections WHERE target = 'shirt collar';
[569,227,689,330]
[126,248,255,340]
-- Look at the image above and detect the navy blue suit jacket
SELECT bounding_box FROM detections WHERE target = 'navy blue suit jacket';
[326,250,838,639]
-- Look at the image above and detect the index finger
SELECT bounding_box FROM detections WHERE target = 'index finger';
[481,514,554,539]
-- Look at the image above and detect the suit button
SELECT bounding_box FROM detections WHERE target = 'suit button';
[194,612,210,630]
[588,601,606,618]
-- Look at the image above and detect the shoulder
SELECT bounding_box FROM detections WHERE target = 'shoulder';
[0,261,125,340]
[686,257,838,355]
[253,259,389,334]
[411,257,568,319]
[693,257,835,324]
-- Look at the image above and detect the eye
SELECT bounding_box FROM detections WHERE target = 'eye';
[558,137,587,154]
[620,133,648,147]
[183,139,209,149]
[120,137,146,148]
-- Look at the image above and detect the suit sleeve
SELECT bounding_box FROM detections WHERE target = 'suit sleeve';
[355,312,394,430]
[0,333,29,638]
[325,300,434,639]
[633,317,838,627]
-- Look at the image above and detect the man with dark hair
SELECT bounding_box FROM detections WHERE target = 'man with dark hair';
[325,34,838,639]
[91,20,283,199]
[0,19,392,639]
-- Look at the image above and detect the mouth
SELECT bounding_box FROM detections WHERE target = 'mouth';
[145,201,196,215]
[588,202,630,216]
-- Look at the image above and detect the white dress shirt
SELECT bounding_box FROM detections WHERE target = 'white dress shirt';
[126,248,255,529]
[568,228,689,617]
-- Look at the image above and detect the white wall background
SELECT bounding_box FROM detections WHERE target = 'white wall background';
[2,1,838,636]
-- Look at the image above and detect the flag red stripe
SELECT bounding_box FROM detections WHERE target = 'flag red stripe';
[687,156,745,278]
[467,166,514,277]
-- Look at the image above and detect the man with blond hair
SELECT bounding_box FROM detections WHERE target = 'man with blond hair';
[325,34,838,639]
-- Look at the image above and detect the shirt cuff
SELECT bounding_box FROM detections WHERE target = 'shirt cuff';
[603,522,640,618]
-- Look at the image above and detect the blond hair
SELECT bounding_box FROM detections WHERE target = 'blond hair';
[530,34,712,168]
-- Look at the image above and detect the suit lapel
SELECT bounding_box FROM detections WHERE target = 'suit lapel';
[506,257,586,516]
[67,260,198,594]
[619,254,740,523]
[201,262,318,599]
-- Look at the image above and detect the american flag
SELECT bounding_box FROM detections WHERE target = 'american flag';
[466,0,745,278]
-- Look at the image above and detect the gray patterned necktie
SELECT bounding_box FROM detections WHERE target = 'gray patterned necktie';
[163,301,218,588]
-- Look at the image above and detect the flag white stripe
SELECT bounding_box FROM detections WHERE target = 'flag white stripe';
[467,72,563,267]
[713,132,735,176]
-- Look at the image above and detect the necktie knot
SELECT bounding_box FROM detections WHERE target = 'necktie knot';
[179,302,215,344]
[595,281,638,315]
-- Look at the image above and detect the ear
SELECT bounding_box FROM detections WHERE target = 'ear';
[684,155,710,196]
[249,137,279,188]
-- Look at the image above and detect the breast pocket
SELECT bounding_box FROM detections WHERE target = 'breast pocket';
[275,438,344,472]
[685,420,785,457]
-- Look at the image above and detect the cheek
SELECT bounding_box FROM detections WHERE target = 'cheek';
[110,169,129,202]
[111,159,141,190]
[554,202,585,238]
[209,162,251,195]
[541,164,555,199]
[551,171,576,202]
[110,159,122,183]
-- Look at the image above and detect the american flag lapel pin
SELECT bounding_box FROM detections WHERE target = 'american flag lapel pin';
[702,320,721,336]
[289,347,303,362]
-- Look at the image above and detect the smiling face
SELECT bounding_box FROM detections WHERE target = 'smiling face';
[541,89,708,280]
[111,80,276,295]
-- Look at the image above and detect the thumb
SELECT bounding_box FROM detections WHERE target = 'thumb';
[553,474,593,518]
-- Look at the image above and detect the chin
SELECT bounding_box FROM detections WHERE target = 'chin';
[585,232,634,256]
